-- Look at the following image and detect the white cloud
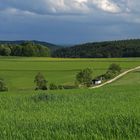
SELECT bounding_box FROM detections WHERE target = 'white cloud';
[0,0,124,15]
[0,0,89,15]
[90,0,121,13]
[0,0,140,23]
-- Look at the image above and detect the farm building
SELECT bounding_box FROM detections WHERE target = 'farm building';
[92,76,103,85]
[92,79,102,85]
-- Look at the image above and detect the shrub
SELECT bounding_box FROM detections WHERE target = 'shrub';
[49,83,58,90]
[103,71,116,80]
[62,85,77,89]
[32,93,49,102]
[102,64,122,80]
[58,85,63,90]
[0,79,8,92]
[108,63,121,73]
[34,73,48,90]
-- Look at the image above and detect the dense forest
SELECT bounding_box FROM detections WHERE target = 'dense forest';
[0,39,140,57]
[0,42,50,57]
[0,40,59,51]
[53,39,140,58]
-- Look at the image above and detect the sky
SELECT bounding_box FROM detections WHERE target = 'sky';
[0,0,140,44]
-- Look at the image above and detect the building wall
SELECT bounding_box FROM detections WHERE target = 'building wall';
[95,80,102,85]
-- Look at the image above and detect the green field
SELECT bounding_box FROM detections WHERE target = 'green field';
[0,57,140,91]
[0,57,140,139]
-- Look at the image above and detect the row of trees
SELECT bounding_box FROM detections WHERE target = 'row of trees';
[0,42,50,57]
[53,39,140,58]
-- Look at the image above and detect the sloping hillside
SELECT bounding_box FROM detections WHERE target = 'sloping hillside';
[0,40,61,52]
[53,39,140,58]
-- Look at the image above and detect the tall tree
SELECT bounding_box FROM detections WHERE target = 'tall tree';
[76,68,93,87]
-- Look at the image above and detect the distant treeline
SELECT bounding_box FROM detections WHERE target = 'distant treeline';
[1,39,140,58]
[0,42,50,57]
[53,39,140,58]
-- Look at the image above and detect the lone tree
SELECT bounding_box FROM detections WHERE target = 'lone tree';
[34,73,48,90]
[0,79,8,92]
[76,68,93,87]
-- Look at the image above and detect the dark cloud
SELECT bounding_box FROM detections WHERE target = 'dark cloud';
[0,0,140,44]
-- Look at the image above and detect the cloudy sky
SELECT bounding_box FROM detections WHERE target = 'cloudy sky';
[0,0,140,44]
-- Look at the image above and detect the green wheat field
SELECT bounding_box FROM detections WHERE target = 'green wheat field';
[0,57,140,139]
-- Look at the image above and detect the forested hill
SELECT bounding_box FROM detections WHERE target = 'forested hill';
[0,40,60,51]
[53,39,140,58]
[0,41,50,57]
[1,39,140,57]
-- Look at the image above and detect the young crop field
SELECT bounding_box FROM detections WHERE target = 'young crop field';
[0,57,140,139]
[0,57,140,91]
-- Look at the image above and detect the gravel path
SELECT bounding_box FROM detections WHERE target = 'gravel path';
[90,66,140,89]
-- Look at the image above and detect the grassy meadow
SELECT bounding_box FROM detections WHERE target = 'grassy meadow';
[0,57,140,139]
[0,57,140,91]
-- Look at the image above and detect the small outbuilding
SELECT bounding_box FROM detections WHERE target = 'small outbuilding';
[92,79,102,85]
[92,76,103,85]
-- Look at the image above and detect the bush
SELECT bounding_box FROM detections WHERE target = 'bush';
[32,93,48,102]
[108,63,121,73]
[31,93,55,102]
[49,83,58,90]
[49,83,76,90]
[62,85,77,89]
[34,73,48,90]
[102,64,122,80]
[0,79,8,92]
[103,71,116,80]
[58,85,63,90]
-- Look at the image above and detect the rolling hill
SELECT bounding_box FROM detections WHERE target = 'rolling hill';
[53,39,140,58]
[0,40,61,51]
